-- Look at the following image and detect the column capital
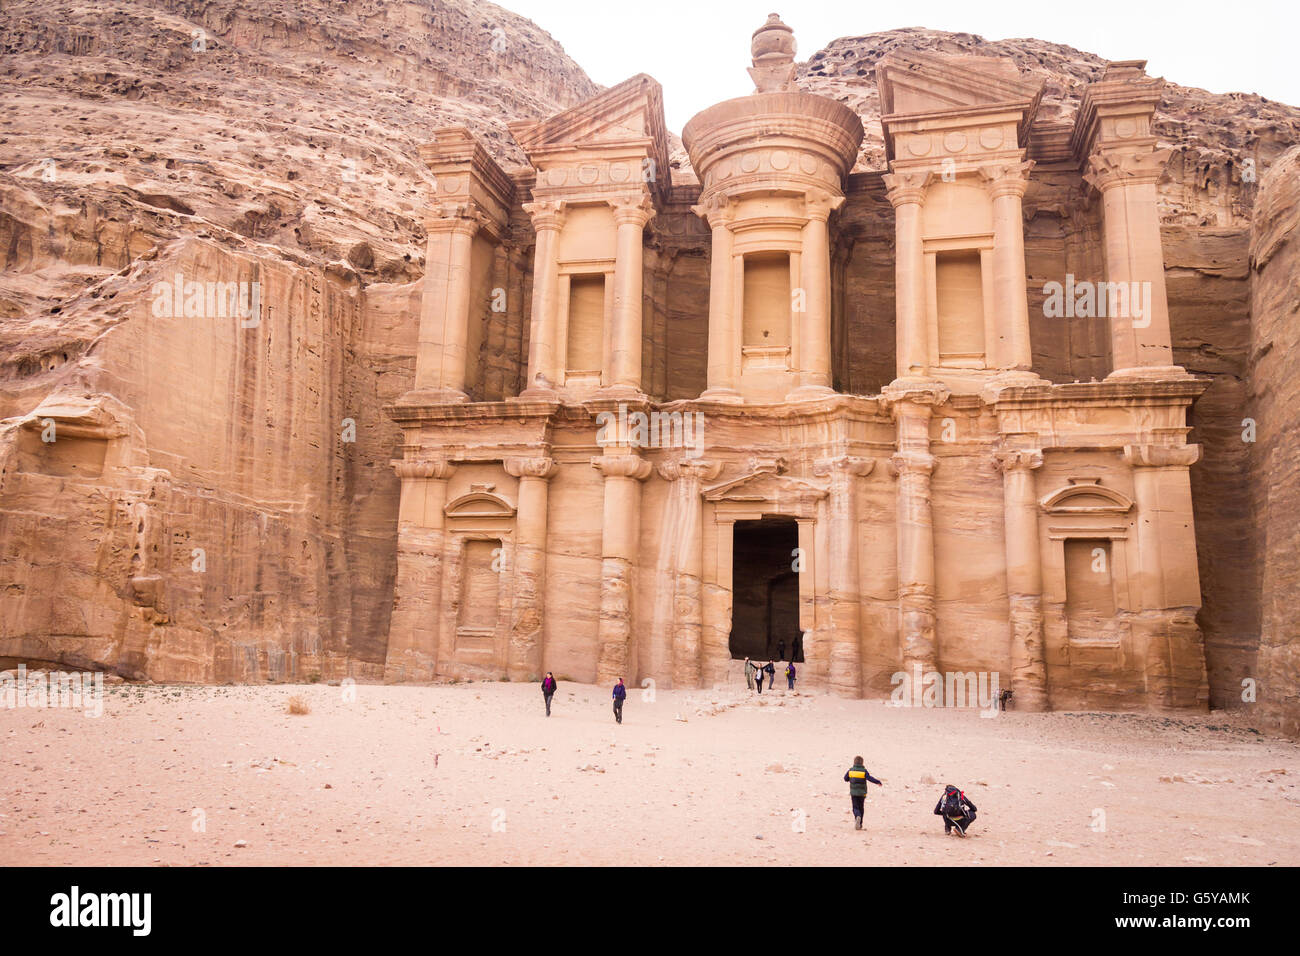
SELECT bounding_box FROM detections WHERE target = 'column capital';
[880,381,951,410]
[803,188,846,222]
[392,457,456,480]
[813,455,876,478]
[1123,443,1201,468]
[978,160,1035,199]
[522,199,568,232]
[1084,147,1173,193]
[690,194,737,229]
[993,447,1044,472]
[657,458,722,483]
[591,454,653,481]
[425,202,485,235]
[888,451,936,478]
[882,170,933,208]
[503,456,559,480]
[609,193,656,228]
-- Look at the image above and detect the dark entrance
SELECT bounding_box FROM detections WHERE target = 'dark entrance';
[729,515,802,663]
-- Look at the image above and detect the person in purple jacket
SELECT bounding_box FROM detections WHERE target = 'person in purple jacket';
[541,672,557,716]
[612,677,626,724]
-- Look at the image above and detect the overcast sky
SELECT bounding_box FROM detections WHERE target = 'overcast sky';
[500,0,1300,133]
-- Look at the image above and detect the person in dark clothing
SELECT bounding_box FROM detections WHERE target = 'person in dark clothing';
[777,639,786,661]
[933,785,978,836]
[541,672,557,716]
[791,631,803,662]
[844,756,883,830]
[763,661,776,689]
[785,661,796,690]
[612,678,626,724]
[755,664,764,693]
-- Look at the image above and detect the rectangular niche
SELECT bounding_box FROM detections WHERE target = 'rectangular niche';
[934,249,986,366]
[456,538,502,648]
[742,252,791,349]
[565,273,606,376]
[1063,538,1121,644]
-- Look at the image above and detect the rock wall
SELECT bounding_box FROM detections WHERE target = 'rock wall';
[0,0,596,680]
[1249,145,1300,737]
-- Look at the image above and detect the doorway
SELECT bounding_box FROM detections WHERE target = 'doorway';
[729,515,802,663]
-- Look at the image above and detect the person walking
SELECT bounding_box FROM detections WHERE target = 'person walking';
[541,671,557,716]
[785,660,796,690]
[612,677,626,724]
[744,657,756,691]
[763,661,776,690]
[844,756,883,830]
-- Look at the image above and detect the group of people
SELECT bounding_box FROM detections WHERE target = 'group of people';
[843,757,979,836]
[538,674,978,838]
[539,672,628,724]
[744,657,795,692]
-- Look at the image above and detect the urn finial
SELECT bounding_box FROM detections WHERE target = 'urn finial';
[749,13,797,93]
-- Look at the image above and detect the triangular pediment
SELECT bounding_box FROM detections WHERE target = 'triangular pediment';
[703,470,828,503]
[509,74,669,170]
[877,52,1043,118]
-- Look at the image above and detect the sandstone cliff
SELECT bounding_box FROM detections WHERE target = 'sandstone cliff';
[0,0,595,680]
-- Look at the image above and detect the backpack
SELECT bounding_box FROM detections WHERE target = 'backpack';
[942,785,964,817]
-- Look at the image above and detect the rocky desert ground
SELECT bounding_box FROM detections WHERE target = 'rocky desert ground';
[2,679,1295,866]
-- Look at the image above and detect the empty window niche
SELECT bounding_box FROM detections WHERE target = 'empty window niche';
[1064,538,1120,643]
[456,538,502,647]
[742,252,791,349]
[935,250,985,365]
[566,274,605,375]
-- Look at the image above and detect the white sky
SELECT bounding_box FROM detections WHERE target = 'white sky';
[500,0,1300,134]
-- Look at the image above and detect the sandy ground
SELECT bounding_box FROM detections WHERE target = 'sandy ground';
[1,679,1297,866]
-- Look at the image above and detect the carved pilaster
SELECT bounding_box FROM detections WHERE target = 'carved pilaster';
[658,458,722,688]
[993,446,1048,710]
[593,454,652,684]
[502,456,558,681]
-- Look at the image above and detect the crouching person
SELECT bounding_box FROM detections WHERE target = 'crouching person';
[934,784,977,837]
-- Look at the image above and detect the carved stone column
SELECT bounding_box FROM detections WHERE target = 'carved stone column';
[883,172,932,381]
[993,447,1048,710]
[814,455,875,696]
[658,458,722,688]
[884,382,948,678]
[1122,443,1208,710]
[693,196,743,402]
[592,453,653,683]
[609,194,656,393]
[503,456,558,681]
[521,200,567,395]
[413,206,481,401]
[385,457,457,681]
[1084,149,1180,378]
[980,162,1035,373]
[789,190,842,399]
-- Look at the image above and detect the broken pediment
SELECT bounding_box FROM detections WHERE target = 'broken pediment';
[444,490,516,520]
[508,74,669,176]
[877,52,1044,119]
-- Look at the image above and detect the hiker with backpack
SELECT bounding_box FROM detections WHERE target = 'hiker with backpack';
[612,677,627,724]
[541,672,557,716]
[785,661,796,690]
[843,756,883,830]
[763,661,776,690]
[934,784,978,836]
